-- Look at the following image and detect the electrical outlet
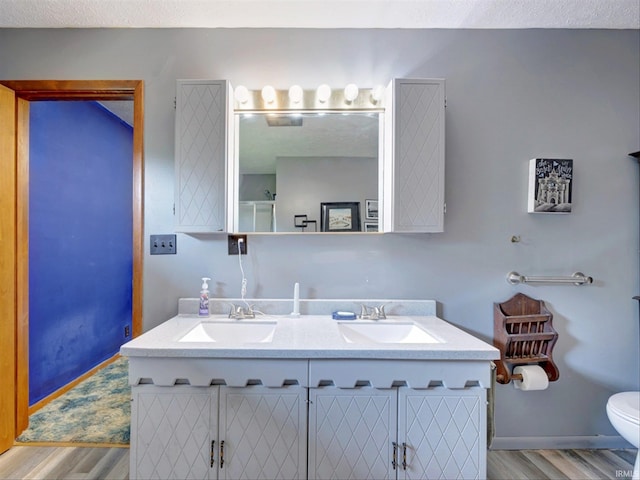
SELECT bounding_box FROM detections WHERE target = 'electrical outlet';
[150,234,177,255]
[228,235,247,255]
[124,325,130,338]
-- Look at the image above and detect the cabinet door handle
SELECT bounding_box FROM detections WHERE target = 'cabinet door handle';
[210,440,215,467]
[220,440,225,468]
[392,441,398,470]
[402,442,407,470]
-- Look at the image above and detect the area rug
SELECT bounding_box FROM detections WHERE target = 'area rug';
[16,356,130,445]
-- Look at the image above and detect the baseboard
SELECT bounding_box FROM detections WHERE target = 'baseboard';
[490,435,633,450]
[14,440,129,449]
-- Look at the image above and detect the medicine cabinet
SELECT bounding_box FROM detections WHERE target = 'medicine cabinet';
[174,78,445,234]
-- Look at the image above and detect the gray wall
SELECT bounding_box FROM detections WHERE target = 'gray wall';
[239,174,276,201]
[1,28,638,447]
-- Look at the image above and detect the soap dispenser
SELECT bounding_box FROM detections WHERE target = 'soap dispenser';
[199,277,211,317]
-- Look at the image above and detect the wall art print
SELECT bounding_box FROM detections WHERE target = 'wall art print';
[528,158,573,213]
[320,202,361,232]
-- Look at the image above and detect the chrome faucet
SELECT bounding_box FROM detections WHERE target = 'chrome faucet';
[359,304,387,320]
[228,304,256,319]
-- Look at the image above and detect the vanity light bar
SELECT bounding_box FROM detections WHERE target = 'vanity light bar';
[233,84,386,111]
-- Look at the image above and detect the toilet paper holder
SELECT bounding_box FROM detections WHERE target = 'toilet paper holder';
[493,292,560,385]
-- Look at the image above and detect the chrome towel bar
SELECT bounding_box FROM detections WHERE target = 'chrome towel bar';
[507,271,593,286]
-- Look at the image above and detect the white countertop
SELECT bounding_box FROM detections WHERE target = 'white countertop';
[120,314,500,361]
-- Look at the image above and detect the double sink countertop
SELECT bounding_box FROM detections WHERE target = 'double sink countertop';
[120,313,500,361]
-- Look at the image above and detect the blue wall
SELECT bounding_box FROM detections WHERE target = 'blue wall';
[29,101,133,404]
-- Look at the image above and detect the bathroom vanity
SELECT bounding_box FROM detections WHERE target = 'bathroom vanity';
[121,300,499,480]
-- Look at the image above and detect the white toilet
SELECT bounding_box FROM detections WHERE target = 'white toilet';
[607,391,640,480]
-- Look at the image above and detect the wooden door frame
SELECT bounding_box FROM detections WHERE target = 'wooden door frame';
[0,80,144,446]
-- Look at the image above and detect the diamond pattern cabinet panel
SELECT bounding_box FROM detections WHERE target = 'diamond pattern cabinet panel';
[398,389,486,480]
[219,386,307,480]
[393,79,445,233]
[309,387,397,480]
[130,386,217,480]
[175,80,228,233]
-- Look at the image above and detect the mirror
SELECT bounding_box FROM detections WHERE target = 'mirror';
[236,112,381,233]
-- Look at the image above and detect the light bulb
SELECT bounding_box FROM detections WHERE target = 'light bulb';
[316,84,331,103]
[234,85,250,104]
[344,83,359,102]
[371,84,385,104]
[288,85,303,104]
[261,85,276,104]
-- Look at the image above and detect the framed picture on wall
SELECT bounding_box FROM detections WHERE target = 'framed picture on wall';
[365,199,378,220]
[321,202,361,232]
[364,222,378,232]
[527,158,573,213]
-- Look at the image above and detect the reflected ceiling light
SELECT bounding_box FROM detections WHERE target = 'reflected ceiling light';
[316,84,331,103]
[288,85,303,104]
[344,83,359,102]
[261,85,276,104]
[371,84,385,104]
[234,85,250,104]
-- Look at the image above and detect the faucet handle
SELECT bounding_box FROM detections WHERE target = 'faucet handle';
[228,304,256,319]
[359,304,387,320]
[360,304,378,319]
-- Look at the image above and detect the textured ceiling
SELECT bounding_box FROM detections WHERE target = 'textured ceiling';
[1,0,638,29]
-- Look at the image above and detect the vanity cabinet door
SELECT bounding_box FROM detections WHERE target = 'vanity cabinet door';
[308,387,397,480]
[390,78,445,233]
[130,385,218,480]
[397,388,486,480]
[218,385,308,480]
[175,80,229,233]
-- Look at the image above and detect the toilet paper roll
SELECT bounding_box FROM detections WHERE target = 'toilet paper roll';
[513,365,549,391]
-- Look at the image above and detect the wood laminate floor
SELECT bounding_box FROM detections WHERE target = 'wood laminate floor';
[0,445,635,479]
[0,445,129,480]
[488,448,636,480]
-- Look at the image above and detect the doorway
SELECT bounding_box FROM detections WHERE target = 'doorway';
[0,80,144,454]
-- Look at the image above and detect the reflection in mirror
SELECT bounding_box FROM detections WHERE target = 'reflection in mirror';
[237,112,380,233]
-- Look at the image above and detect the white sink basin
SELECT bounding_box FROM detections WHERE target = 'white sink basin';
[338,321,442,344]
[179,321,277,343]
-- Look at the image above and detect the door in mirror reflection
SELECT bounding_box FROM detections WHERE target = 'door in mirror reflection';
[237,112,380,233]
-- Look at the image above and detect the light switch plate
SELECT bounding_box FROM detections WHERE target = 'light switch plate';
[150,234,177,255]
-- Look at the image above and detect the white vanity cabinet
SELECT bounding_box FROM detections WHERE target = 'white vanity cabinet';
[130,384,307,480]
[123,312,498,480]
[174,80,230,233]
[386,78,446,233]
[308,387,485,480]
